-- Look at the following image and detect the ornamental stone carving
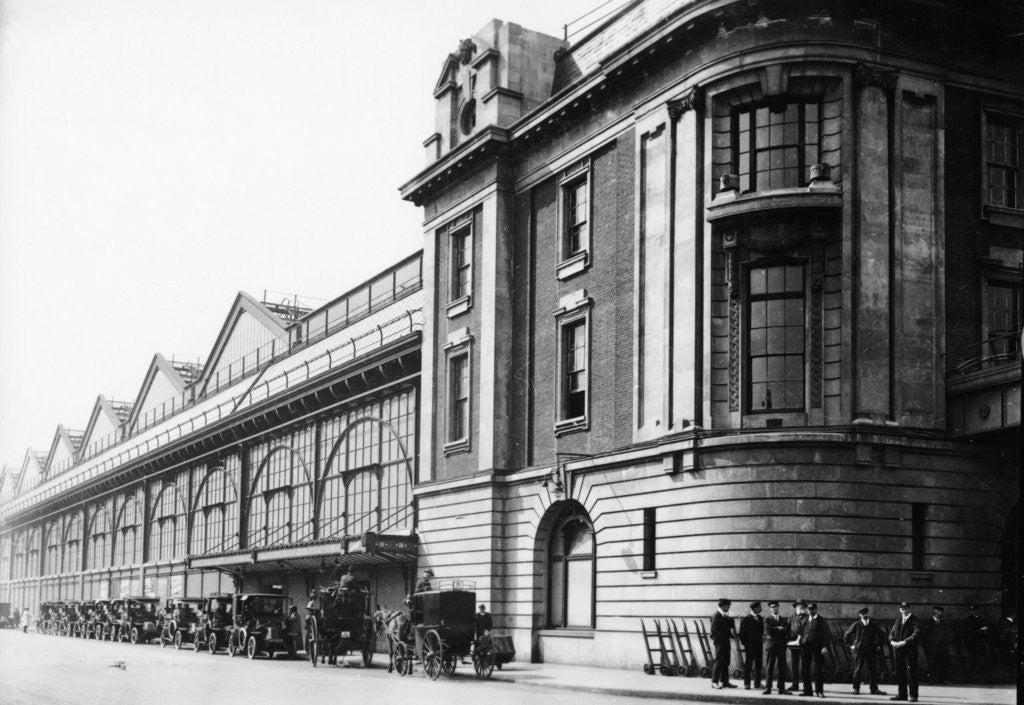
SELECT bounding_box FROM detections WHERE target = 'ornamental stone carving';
[855,64,898,93]
[667,86,703,119]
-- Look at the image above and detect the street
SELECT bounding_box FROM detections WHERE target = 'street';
[0,629,678,705]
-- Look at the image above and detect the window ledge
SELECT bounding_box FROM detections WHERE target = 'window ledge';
[640,570,658,579]
[538,628,595,638]
[909,571,934,582]
[554,416,589,437]
[982,205,1024,229]
[443,438,470,457]
[707,187,842,223]
[556,251,590,280]
[446,296,472,319]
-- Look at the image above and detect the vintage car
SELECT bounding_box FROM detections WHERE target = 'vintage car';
[192,594,234,654]
[0,602,11,629]
[106,599,126,641]
[38,601,64,635]
[226,593,296,660]
[121,596,163,644]
[77,601,97,638]
[159,597,204,649]
[61,601,83,637]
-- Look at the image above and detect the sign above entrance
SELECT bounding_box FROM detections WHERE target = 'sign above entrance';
[354,532,418,555]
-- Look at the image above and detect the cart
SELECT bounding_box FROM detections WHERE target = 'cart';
[641,619,685,675]
[305,584,374,667]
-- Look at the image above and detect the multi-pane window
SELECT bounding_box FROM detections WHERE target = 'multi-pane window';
[0,535,10,581]
[191,460,239,555]
[26,528,40,577]
[562,175,589,259]
[114,496,141,566]
[43,522,61,575]
[642,508,657,572]
[987,280,1022,357]
[748,263,805,412]
[247,428,314,547]
[447,352,470,443]
[12,533,26,579]
[560,318,588,421]
[986,118,1022,209]
[734,101,821,192]
[62,515,82,574]
[150,484,186,561]
[450,225,472,301]
[548,510,595,629]
[87,508,109,570]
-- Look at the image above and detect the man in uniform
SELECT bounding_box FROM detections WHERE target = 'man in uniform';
[285,605,302,657]
[339,566,357,591]
[710,598,738,689]
[740,601,765,690]
[763,600,792,695]
[415,567,434,593]
[789,599,808,693]
[844,607,886,695]
[799,602,828,697]
[888,601,921,702]
[920,605,950,684]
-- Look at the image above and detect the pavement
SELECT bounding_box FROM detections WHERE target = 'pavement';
[486,661,1017,705]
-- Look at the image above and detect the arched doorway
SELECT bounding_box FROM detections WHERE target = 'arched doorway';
[534,500,595,631]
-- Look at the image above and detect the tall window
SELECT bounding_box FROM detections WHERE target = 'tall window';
[562,174,590,259]
[150,484,186,561]
[247,430,314,548]
[548,510,595,629]
[0,535,10,581]
[447,352,470,444]
[43,522,61,575]
[734,101,821,192]
[12,533,26,579]
[26,528,41,577]
[748,263,805,412]
[87,508,109,570]
[62,515,82,574]
[114,496,141,566]
[987,280,1022,357]
[191,462,239,555]
[449,225,472,302]
[560,318,588,421]
[643,508,657,572]
[911,503,927,571]
[986,118,1022,209]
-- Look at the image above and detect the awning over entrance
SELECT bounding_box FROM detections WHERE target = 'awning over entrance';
[186,532,418,575]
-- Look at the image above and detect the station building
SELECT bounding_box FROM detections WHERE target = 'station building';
[1,0,1021,672]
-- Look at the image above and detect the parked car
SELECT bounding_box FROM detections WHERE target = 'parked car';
[227,593,296,660]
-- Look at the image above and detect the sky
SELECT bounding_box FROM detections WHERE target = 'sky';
[0,0,607,468]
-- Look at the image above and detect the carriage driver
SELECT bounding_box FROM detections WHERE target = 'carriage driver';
[415,568,434,593]
[339,566,356,591]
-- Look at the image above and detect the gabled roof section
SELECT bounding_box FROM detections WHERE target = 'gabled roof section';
[15,448,47,495]
[43,425,83,479]
[195,291,288,395]
[0,465,20,501]
[80,395,131,459]
[126,353,193,432]
[433,53,461,97]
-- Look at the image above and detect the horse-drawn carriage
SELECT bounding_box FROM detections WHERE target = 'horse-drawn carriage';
[381,580,502,680]
[305,584,375,667]
[159,597,204,649]
[226,593,296,660]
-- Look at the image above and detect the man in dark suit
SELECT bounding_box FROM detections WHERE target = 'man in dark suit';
[799,602,829,697]
[763,600,793,695]
[888,601,921,702]
[789,599,808,693]
[740,602,765,690]
[711,598,738,689]
[963,603,990,681]
[920,605,950,684]
[844,607,887,695]
[474,603,492,639]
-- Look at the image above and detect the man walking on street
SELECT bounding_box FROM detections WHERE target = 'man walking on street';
[763,601,793,695]
[711,598,738,689]
[740,601,765,690]
[844,607,887,695]
[799,602,828,697]
[889,601,921,702]
[789,599,808,693]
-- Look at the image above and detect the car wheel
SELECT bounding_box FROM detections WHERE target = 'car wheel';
[207,632,218,654]
[247,635,258,660]
[130,627,139,645]
[174,631,183,650]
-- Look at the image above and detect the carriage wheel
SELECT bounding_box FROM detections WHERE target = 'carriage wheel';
[174,631,183,650]
[193,631,203,652]
[394,642,411,677]
[473,650,494,679]
[246,635,258,660]
[308,638,318,667]
[307,619,319,667]
[207,632,218,654]
[422,629,443,680]
[130,627,140,645]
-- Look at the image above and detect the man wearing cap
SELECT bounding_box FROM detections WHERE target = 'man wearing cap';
[799,602,829,697]
[888,601,921,702]
[740,602,765,690]
[920,605,950,685]
[710,599,738,689]
[415,568,434,593]
[763,601,793,695]
[788,599,808,693]
[963,603,989,681]
[844,607,886,695]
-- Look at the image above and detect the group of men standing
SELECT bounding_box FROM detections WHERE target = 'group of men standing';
[710,599,933,702]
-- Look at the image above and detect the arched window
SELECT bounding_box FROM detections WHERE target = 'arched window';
[63,515,82,574]
[191,461,239,555]
[548,509,595,629]
[150,483,186,561]
[247,434,314,548]
[114,496,141,566]
[10,533,24,579]
[43,522,61,575]
[87,507,110,570]
[0,535,10,581]
[26,528,41,577]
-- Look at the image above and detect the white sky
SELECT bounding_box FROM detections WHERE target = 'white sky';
[0,0,603,466]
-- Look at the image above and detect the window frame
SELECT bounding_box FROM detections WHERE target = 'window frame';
[446,215,474,317]
[553,295,592,436]
[744,259,808,415]
[556,162,592,279]
[547,512,596,629]
[982,267,1023,363]
[442,334,472,456]
[732,98,823,194]
[982,109,1024,228]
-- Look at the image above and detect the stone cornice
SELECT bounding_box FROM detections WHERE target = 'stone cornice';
[399,125,510,205]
